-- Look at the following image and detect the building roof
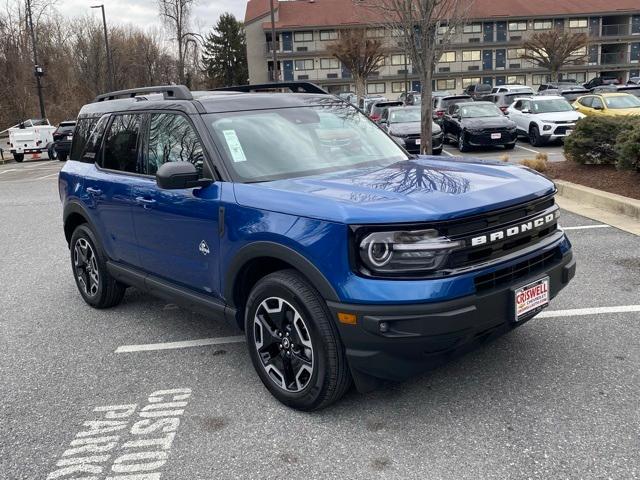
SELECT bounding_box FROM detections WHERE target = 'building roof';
[245,0,640,28]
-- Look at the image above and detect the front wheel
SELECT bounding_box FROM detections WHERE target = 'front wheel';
[13,153,24,162]
[245,270,351,411]
[529,126,545,147]
[458,132,470,152]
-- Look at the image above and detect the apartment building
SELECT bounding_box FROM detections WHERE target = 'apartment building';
[244,0,640,98]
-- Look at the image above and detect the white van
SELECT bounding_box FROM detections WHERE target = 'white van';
[8,119,57,162]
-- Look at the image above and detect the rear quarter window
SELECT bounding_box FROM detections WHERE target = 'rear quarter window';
[70,116,100,162]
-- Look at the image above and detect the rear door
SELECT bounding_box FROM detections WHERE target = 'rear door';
[129,112,223,298]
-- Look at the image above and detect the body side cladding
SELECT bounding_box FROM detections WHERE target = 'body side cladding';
[63,200,97,245]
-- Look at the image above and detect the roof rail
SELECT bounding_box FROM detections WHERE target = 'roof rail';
[93,85,193,103]
[211,81,328,95]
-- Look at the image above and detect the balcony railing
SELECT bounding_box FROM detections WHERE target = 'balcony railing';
[600,24,630,36]
[600,52,629,65]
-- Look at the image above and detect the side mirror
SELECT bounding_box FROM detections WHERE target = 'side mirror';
[593,105,603,110]
[521,109,531,114]
[156,162,213,190]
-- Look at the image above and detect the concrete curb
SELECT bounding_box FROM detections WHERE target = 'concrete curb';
[555,180,640,221]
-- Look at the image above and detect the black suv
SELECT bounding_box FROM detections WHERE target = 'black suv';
[53,121,76,161]
[463,83,492,100]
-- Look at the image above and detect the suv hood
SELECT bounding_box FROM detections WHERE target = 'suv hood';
[233,157,555,224]
[462,116,514,129]
[535,111,583,122]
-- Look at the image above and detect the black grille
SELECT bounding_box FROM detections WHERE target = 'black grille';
[474,248,560,292]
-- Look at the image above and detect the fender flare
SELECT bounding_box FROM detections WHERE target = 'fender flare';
[63,200,98,243]
[224,241,340,306]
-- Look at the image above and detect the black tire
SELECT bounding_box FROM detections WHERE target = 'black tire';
[245,269,351,411]
[432,147,443,155]
[58,152,68,162]
[13,153,24,162]
[529,125,545,147]
[69,224,126,309]
[504,143,516,150]
[458,131,470,152]
[48,146,57,160]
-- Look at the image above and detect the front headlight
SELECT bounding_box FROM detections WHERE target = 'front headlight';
[358,229,463,275]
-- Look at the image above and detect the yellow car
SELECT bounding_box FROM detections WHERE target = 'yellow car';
[573,92,640,116]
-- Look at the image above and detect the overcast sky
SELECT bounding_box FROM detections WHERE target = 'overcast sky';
[53,0,247,32]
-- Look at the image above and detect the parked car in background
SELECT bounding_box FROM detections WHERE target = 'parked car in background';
[591,84,640,98]
[399,91,422,106]
[463,83,492,100]
[583,76,620,90]
[490,85,534,95]
[550,87,592,103]
[369,100,403,123]
[359,95,386,114]
[573,93,640,116]
[337,92,357,105]
[442,101,517,152]
[8,119,57,162]
[52,121,77,162]
[628,77,640,85]
[379,106,442,154]
[537,82,581,93]
[432,94,472,121]
[506,96,584,147]
[485,91,534,113]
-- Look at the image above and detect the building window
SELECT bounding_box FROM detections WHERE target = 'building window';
[367,82,386,94]
[294,59,314,71]
[507,75,526,84]
[462,50,481,62]
[571,46,587,56]
[532,74,551,85]
[319,30,338,41]
[391,54,409,65]
[438,25,455,35]
[508,21,527,32]
[533,20,552,30]
[437,79,456,90]
[374,56,385,67]
[463,23,482,34]
[392,82,404,93]
[562,72,586,83]
[391,28,404,37]
[294,31,313,42]
[440,51,456,63]
[366,27,385,38]
[569,18,588,28]
[462,77,481,88]
[319,58,339,69]
[508,48,525,59]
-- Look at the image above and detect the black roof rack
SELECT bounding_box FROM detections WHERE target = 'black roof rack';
[93,85,193,103]
[211,81,328,95]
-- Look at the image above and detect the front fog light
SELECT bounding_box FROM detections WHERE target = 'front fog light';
[359,229,463,274]
[543,124,552,131]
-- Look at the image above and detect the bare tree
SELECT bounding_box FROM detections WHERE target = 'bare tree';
[521,29,588,82]
[357,0,472,154]
[326,29,386,103]
[157,0,199,85]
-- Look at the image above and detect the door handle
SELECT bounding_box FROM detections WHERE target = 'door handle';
[86,187,102,196]
[135,196,156,206]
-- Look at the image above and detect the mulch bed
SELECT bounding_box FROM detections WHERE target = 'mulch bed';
[546,162,640,201]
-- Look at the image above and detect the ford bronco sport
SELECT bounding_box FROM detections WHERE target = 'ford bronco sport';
[59,83,575,411]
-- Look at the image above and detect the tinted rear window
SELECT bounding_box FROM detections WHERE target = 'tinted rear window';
[69,117,99,162]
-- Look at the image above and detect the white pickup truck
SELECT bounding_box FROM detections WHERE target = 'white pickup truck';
[7,119,57,162]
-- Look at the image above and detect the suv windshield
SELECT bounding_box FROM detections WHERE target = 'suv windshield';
[531,99,573,113]
[389,108,421,123]
[605,95,640,109]
[206,104,408,182]
[460,104,502,118]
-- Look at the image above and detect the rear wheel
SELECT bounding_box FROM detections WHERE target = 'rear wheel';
[13,153,24,162]
[48,146,57,160]
[70,224,126,309]
[58,152,68,162]
[245,270,351,411]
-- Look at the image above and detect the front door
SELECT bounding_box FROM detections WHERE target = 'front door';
[482,50,493,70]
[483,23,494,43]
[129,113,222,298]
[496,21,507,42]
[283,60,294,81]
[495,49,506,69]
[281,32,293,52]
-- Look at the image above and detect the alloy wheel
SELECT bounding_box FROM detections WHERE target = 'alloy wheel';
[253,297,314,393]
[73,238,99,297]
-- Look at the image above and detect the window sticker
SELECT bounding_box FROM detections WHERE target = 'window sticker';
[222,129,247,163]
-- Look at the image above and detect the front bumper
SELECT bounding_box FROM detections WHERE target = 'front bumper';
[328,249,575,387]
[395,134,443,153]
[467,130,518,146]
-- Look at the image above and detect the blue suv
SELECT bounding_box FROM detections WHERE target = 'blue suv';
[60,84,575,410]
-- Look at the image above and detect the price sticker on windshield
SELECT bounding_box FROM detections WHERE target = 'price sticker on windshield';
[223,130,247,163]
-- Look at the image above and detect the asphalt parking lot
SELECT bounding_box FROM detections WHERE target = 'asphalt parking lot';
[1,156,638,480]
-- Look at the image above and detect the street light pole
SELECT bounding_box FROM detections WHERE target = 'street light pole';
[26,0,46,119]
[91,4,114,91]
[269,0,278,82]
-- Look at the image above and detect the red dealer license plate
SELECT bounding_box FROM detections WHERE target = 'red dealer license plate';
[514,277,549,321]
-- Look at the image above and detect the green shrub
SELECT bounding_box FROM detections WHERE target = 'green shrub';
[614,123,640,171]
[564,116,640,166]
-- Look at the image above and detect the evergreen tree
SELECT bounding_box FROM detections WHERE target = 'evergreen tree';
[202,13,248,87]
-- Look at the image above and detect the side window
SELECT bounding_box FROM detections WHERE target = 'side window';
[101,114,142,173]
[580,96,594,107]
[513,100,523,110]
[80,115,110,163]
[146,114,205,176]
[70,117,99,162]
[521,100,531,111]
[591,97,604,109]
[381,108,389,121]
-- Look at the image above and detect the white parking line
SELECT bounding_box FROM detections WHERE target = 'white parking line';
[115,335,245,353]
[441,148,455,157]
[34,172,59,180]
[0,169,16,175]
[539,305,640,318]
[115,305,640,353]
[562,224,611,231]
[515,145,540,154]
